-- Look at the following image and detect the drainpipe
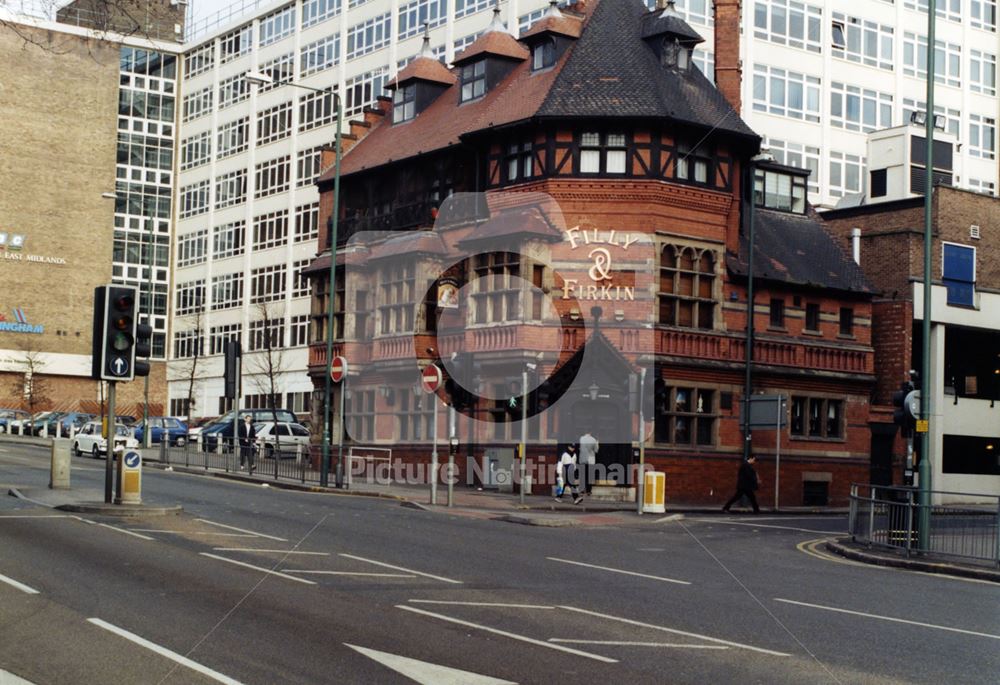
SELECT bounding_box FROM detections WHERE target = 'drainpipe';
[851,228,861,265]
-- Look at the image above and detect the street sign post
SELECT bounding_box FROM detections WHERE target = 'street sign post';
[422,364,442,505]
[330,356,348,488]
[739,395,787,510]
[331,356,347,383]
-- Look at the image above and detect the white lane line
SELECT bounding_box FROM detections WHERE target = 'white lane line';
[397,605,618,664]
[340,553,463,585]
[0,572,40,595]
[408,600,554,610]
[549,639,728,650]
[97,523,154,541]
[0,515,74,519]
[87,618,244,685]
[546,558,691,585]
[213,548,329,555]
[195,518,287,542]
[198,553,316,585]
[133,530,257,537]
[689,518,841,535]
[558,606,791,657]
[284,570,416,578]
[636,548,665,552]
[774,598,1000,641]
[345,643,517,685]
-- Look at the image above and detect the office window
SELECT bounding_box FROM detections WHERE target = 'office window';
[217,117,249,158]
[456,0,492,19]
[969,114,997,159]
[971,0,997,31]
[256,53,294,93]
[830,82,892,133]
[218,73,250,109]
[943,243,976,307]
[967,178,996,195]
[505,141,534,182]
[831,12,893,71]
[393,83,416,123]
[253,210,288,251]
[254,156,290,199]
[256,101,292,146]
[770,298,785,327]
[902,99,961,138]
[220,25,252,63]
[290,314,310,346]
[454,31,482,54]
[213,221,245,260]
[970,50,997,96]
[295,202,319,242]
[343,68,389,118]
[249,316,284,350]
[180,131,211,170]
[175,279,206,315]
[297,146,326,188]
[299,89,336,131]
[182,86,213,122]
[259,4,295,47]
[752,65,821,122]
[173,329,204,359]
[904,0,962,23]
[754,169,806,212]
[692,49,715,84]
[180,180,210,218]
[211,272,244,310]
[347,12,391,60]
[805,302,820,331]
[398,0,447,39]
[460,60,486,102]
[302,0,341,28]
[215,169,247,209]
[659,245,716,329]
[790,397,843,438]
[177,229,208,268]
[903,32,962,88]
[300,35,340,77]
[292,259,312,298]
[753,0,822,53]
[763,138,820,194]
[654,387,715,446]
[209,323,242,355]
[643,0,712,26]
[251,264,287,304]
[184,43,214,78]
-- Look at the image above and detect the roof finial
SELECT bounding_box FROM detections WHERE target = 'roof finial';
[489,0,507,33]
[661,0,679,17]
[544,0,562,18]
[419,22,433,58]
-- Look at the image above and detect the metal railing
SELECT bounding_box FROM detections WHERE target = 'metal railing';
[849,483,1000,567]
[152,437,321,485]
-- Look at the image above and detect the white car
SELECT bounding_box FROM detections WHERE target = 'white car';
[73,421,138,458]
[253,422,310,458]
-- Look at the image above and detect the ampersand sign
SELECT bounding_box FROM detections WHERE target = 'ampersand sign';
[588,247,612,281]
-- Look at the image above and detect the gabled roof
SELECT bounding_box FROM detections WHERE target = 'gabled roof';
[387,56,456,89]
[520,8,584,41]
[727,209,875,295]
[452,10,529,65]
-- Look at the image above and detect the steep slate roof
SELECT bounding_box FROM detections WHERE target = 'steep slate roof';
[329,0,755,179]
[727,209,875,295]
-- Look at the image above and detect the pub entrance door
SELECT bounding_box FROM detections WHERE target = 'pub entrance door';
[567,398,633,485]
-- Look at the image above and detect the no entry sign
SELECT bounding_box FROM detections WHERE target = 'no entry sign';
[421,364,442,394]
[331,355,348,383]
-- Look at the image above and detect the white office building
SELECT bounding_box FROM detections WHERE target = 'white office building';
[168,0,998,419]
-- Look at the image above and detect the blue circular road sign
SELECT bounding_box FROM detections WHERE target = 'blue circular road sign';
[123,451,141,469]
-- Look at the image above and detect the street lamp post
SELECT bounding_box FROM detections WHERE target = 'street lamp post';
[143,215,153,449]
[246,72,342,488]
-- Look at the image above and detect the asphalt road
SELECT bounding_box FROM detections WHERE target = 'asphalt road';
[0,442,998,685]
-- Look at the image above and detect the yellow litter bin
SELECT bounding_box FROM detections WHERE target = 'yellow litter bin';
[643,471,666,514]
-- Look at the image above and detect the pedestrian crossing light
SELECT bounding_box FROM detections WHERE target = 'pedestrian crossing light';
[92,285,141,382]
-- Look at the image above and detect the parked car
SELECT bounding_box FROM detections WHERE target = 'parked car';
[201,409,298,452]
[0,409,29,433]
[7,411,53,435]
[184,416,218,446]
[55,412,95,437]
[72,422,138,458]
[253,422,311,458]
[116,415,137,427]
[32,412,68,436]
[132,417,189,446]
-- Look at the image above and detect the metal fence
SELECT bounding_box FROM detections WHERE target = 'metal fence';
[153,438,323,485]
[849,484,1000,567]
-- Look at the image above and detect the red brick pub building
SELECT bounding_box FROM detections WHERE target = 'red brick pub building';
[307,0,875,506]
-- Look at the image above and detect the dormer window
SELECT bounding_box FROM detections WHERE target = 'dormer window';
[754,168,807,213]
[532,38,556,71]
[460,61,486,102]
[662,38,690,70]
[393,84,416,123]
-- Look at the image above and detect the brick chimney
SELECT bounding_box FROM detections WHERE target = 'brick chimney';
[714,0,742,114]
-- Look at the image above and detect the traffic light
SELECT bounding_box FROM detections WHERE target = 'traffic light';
[134,319,152,378]
[892,380,916,437]
[92,285,139,382]
[224,340,242,400]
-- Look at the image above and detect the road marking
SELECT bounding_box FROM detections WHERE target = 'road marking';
[341,554,463,584]
[689,518,841,535]
[636,548,665,552]
[0,572,40,594]
[796,540,999,585]
[558,607,791,657]
[213,548,329,555]
[396,605,618,664]
[134,530,257,538]
[408,600,554,610]
[195,518,287,541]
[97,523,154,541]
[199,553,315,585]
[345,643,517,685]
[549,639,728,649]
[285,570,416,578]
[0,515,73,519]
[546,558,691,585]
[87,618,244,685]
[774,598,1000,641]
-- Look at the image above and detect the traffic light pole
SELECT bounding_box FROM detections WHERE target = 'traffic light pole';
[105,381,116,504]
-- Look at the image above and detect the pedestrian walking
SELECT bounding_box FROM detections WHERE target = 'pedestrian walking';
[238,414,257,474]
[577,431,599,494]
[554,444,583,505]
[722,455,761,514]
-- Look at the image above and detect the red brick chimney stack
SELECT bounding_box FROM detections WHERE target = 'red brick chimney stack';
[714,0,742,114]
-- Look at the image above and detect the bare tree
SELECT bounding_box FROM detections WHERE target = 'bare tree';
[167,302,206,429]
[7,340,51,434]
[246,301,287,458]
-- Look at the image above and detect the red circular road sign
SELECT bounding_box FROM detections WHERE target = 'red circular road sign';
[421,364,442,394]
[331,355,348,383]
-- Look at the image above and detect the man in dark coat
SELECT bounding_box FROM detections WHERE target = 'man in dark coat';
[722,455,760,514]
[238,414,257,474]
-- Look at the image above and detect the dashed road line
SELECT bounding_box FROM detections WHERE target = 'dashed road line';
[285,570,416,578]
[340,553,463,584]
[408,600,555,610]
[195,518,287,541]
[0,515,74,519]
[133,530,257,538]
[546,558,690,585]
[213,548,329,555]
[549,639,727,649]
[199,553,315,585]
[0,571,40,595]
[97,523,154,541]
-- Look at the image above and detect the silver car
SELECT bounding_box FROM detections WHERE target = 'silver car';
[252,422,310,459]
[73,422,138,458]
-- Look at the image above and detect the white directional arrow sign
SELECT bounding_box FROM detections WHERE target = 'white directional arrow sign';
[110,357,129,377]
[344,644,516,685]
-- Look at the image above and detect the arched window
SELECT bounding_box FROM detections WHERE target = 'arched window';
[658,245,716,329]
